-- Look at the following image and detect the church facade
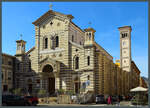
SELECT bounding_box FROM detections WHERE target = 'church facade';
[2,8,142,96]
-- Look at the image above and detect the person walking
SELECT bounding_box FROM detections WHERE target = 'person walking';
[107,96,112,105]
[116,96,120,106]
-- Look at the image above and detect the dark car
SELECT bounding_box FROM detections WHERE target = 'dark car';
[24,96,39,106]
[111,96,118,104]
[2,95,31,106]
[96,95,107,104]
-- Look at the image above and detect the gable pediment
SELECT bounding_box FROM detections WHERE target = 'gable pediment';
[39,56,57,64]
[32,10,74,26]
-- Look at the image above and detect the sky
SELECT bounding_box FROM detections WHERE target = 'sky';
[2,2,148,77]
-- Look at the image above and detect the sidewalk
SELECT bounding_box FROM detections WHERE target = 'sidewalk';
[120,101,131,106]
[38,101,148,107]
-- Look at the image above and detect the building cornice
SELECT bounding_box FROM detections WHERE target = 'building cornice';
[2,53,15,58]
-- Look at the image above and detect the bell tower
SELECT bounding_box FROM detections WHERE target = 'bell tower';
[16,39,26,55]
[118,26,132,72]
[84,27,96,46]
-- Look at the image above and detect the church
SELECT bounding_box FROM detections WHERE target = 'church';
[2,6,144,96]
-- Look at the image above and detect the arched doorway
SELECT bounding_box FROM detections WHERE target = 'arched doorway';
[42,64,55,95]
[74,77,80,94]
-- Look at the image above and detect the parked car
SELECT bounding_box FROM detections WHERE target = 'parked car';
[2,95,31,106]
[96,95,107,104]
[111,96,118,104]
[24,96,39,106]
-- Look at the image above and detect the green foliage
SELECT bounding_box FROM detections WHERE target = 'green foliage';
[57,89,65,95]
[66,90,74,95]
[13,88,22,96]
[38,89,47,97]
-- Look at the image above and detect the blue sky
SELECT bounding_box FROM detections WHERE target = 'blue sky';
[2,2,148,77]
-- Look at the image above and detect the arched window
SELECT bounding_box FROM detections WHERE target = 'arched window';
[56,36,59,47]
[75,57,79,69]
[87,56,90,66]
[86,33,88,41]
[87,75,90,80]
[122,33,125,38]
[72,35,74,42]
[44,38,48,49]
[89,33,91,40]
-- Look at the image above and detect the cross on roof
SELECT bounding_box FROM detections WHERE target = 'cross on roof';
[49,3,53,10]
[20,34,22,40]
[88,22,92,28]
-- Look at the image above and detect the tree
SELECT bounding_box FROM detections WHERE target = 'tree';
[13,88,22,96]
[38,89,47,97]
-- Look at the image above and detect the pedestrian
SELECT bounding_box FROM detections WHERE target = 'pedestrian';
[116,96,120,106]
[107,96,112,105]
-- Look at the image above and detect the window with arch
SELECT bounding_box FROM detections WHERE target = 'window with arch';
[72,35,74,42]
[44,37,48,49]
[122,33,125,38]
[75,56,79,69]
[86,33,88,41]
[122,33,128,38]
[87,56,90,66]
[56,36,59,47]
[89,32,91,40]
[87,75,90,80]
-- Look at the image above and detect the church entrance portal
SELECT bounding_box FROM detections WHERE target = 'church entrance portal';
[74,77,80,94]
[42,64,55,95]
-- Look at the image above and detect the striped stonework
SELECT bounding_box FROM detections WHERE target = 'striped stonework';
[2,9,141,97]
